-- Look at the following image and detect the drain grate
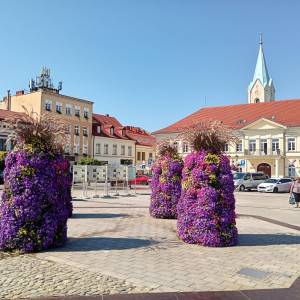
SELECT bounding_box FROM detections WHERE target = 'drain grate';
[238,267,271,279]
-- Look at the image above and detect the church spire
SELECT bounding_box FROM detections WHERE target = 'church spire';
[248,34,275,104]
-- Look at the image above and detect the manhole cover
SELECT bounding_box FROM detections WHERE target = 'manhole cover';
[238,267,270,279]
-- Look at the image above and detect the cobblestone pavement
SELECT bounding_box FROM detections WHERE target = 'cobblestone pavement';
[1,189,300,299]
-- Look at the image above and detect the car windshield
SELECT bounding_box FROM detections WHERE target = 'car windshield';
[264,179,278,184]
[233,173,245,180]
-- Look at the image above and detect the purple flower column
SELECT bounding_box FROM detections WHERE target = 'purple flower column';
[0,151,73,253]
[177,151,238,247]
[150,155,183,219]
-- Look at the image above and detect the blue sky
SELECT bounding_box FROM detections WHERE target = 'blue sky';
[1,1,300,132]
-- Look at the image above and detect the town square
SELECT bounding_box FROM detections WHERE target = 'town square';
[1,1,300,299]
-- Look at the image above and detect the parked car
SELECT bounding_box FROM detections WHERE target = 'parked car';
[257,178,293,193]
[233,172,269,191]
[129,175,149,185]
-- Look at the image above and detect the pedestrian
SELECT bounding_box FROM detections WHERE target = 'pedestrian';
[290,177,300,208]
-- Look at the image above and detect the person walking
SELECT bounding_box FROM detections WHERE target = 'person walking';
[290,177,300,208]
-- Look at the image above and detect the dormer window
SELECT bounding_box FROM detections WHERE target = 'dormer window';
[122,129,126,136]
[97,126,101,134]
[110,127,114,135]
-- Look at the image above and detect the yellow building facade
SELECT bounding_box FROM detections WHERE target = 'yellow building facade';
[0,90,93,161]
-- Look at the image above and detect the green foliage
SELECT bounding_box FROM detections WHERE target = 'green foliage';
[77,157,104,165]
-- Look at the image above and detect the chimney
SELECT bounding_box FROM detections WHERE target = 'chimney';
[105,114,109,117]
[7,90,11,111]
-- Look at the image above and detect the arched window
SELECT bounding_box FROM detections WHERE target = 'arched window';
[255,98,260,103]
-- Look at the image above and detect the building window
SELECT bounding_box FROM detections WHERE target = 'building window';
[65,104,72,116]
[121,145,125,155]
[260,139,268,155]
[288,138,296,152]
[149,152,153,159]
[56,102,62,113]
[137,152,141,161]
[110,127,114,135]
[236,141,243,152]
[65,124,72,134]
[83,127,88,137]
[173,142,178,151]
[224,144,229,152]
[83,144,88,155]
[142,152,146,161]
[128,146,132,156]
[97,126,101,134]
[83,108,89,119]
[122,129,126,137]
[249,140,256,153]
[104,144,109,155]
[113,144,117,155]
[96,143,101,154]
[73,144,79,155]
[75,106,80,117]
[272,139,280,154]
[74,125,80,135]
[255,98,260,103]
[182,143,189,153]
[288,165,296,178]
[64,144,70,154]
[45,100,52,111]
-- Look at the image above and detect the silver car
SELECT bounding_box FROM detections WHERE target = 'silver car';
[233,172,269,191]
[257,178,293,193]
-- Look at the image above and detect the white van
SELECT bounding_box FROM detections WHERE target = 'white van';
[233,172,269,191]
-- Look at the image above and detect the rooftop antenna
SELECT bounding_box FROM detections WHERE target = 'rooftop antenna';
[204,96,207,107]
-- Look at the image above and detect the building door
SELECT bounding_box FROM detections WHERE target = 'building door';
[257,163,271,177]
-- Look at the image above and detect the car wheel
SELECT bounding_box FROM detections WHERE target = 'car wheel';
[239,185,246,192]
[273,187,278,193]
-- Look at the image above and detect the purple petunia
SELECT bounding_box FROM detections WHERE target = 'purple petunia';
[0,151,73,253]
[177,151,238,247]
[150,155,183,219]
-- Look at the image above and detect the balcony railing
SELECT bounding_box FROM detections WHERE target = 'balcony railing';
[243,149,281,156]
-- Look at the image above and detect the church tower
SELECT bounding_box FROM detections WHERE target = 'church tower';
[248,34,275,104]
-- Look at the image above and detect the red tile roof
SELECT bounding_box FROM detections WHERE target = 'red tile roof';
[153,99,300,134]
[93,114,122,127]
[92,114,156,146]
[125,126,156,147]
[0,109,24,120]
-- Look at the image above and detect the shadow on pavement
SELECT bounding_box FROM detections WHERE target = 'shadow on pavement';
[238,233,300,246]
[57,237,158,251]
[71,213,128,219]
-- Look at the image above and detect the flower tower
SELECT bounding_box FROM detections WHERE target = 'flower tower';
[0,109,73,253]
[150,143,183,219]
[177,122,238,247]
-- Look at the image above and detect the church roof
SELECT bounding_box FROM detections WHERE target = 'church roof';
[248,37,272,89]
[152,99,300,135]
